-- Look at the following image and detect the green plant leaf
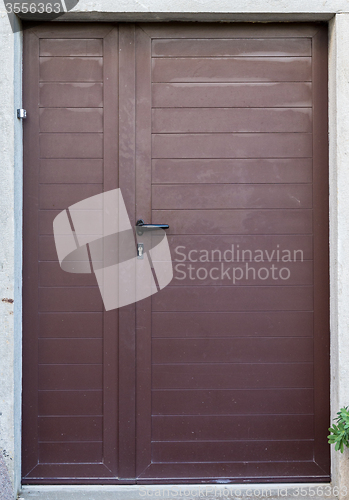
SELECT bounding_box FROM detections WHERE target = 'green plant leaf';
[328,407,349,452]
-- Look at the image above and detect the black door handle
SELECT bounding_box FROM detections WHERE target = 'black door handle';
[136,219,169,230]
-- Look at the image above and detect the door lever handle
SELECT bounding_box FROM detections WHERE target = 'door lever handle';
[136,219,169,230]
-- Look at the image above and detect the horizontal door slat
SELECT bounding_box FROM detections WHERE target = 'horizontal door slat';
[152,363,313,389]
[152,311,313,338]
[39,184,102,209]
[39,209,105,235]
[39,416,103,441]
[152,82,312,108]
[153,209,312,235]
[152,337,313,363]
[39,364,103,390]
[138,461,326,480]
[152,415,314,441]
[40,159,103,184]
[39,312,103,338]
[153,159,313,184]
[152,57,312,83]
[152,38,312,58]
[38,390,103,416]
[152,286,313,312]
[152,108,311,133]
[141,23,319,39]
[40,57,103,82]
[152,133,312,159]
[40,108,103,133]
[39,261,97,287]
[40,83,103,108]
[140,461,328,480]
[40,39,103,57]
[39,442,103,464]
[152,389,313,415]
[39,338,102,364]
[40,133,103,159]
[153,184,312,209]
[39,288,104,312]
[152,440,313,463]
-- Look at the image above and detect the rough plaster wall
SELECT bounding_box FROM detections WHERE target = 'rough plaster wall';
[0,0,348,497]
[330,13,349,497]
[0,452,13,500]
[0,10,22,500]
[328,14,339,492]
[13,13,22,498]
[65,0,349,14]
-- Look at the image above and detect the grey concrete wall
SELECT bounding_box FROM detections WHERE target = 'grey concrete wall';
[0,1,349,499]
[41,0,349,21]
[328,13,349,496]
[0,10,22,500]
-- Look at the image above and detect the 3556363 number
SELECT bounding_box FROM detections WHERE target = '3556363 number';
[5,2,62,13]
[292,486,347,497]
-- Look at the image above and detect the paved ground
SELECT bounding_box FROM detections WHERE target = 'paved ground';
[0,452,13,500]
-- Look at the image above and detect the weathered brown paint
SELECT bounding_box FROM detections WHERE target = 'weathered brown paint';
[23,22,329,484]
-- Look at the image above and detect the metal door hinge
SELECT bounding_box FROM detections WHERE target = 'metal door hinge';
[17,109,26,119]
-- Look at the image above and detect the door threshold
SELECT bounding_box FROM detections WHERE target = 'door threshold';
[20,483,337,500]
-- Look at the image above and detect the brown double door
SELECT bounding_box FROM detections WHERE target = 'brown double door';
[22,22,329,484]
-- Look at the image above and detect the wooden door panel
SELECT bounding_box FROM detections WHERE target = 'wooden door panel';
[135,23,329,483]
[152,415,314,441]
[152,159,313,184]
[38,365,103,390]
[38,312,103,338]
[22,24,119,483]
[39,108,104,133]
[40,132,103,158]
[39,82,104,107]
[152,184,313,209]
[151,37,312,57]
[38,416,103,441]
[152,311,314,338]
[39,442,103,464]
[38,391,103,416]
[39,38,103,56]
[152,363,313,389]
[152,337,313,363]
[39,56,103,81]
[152,57,312,82]
[152,441,314,462]
[152,82,313,107]
[152,107,312,133]
[39,159,104,184]
[23,22,329,485]
[152,209,313,234]
[152,132,312,158]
